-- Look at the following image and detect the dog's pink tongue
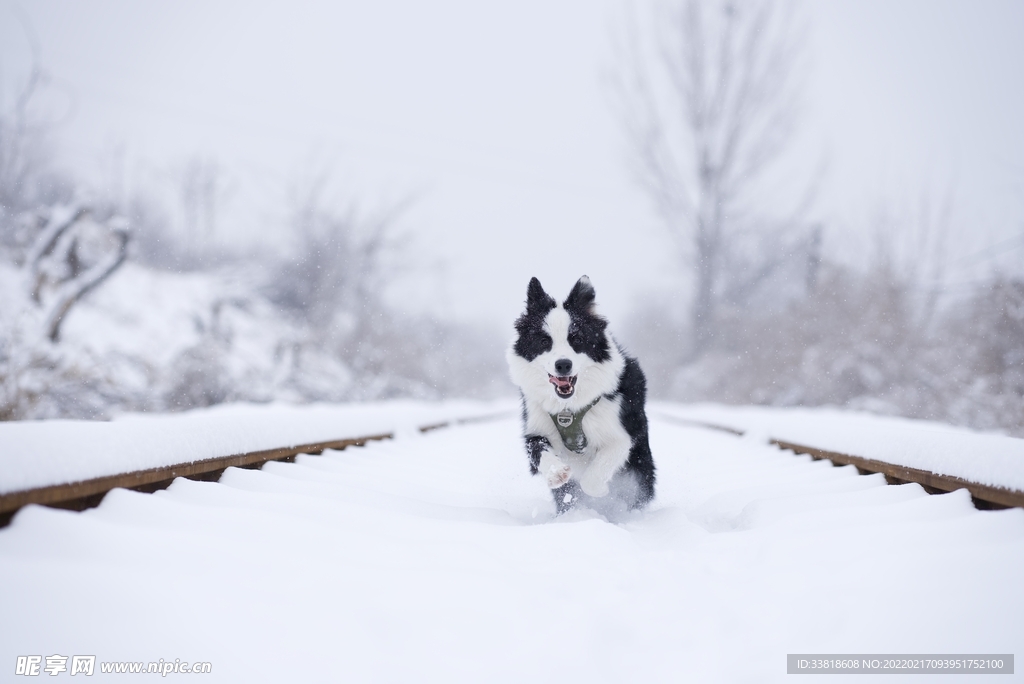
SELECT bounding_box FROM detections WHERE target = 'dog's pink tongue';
[549,375,573,388]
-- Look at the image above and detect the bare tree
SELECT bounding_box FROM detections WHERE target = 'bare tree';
[22,203,130,341]
[612,0,810,356]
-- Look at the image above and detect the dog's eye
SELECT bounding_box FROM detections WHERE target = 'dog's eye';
[513,328,553,361]
[567,325,585,351]
[564,313,611,362]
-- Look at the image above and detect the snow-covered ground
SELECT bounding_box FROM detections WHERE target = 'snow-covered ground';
[1,413,1021,682]
[656,403,1024,492]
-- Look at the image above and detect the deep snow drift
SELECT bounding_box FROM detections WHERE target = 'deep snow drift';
[1,414,1021,682]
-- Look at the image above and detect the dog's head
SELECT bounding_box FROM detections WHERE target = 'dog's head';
[508,276,619,406]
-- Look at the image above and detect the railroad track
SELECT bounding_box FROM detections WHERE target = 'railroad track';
[655,414,1024,510]
[0,411,512,528]
[2,409,1021,529]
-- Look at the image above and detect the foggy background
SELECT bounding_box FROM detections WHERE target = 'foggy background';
[1,0,1022,433]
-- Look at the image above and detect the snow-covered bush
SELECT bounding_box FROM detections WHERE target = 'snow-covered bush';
[0,203,133,419]
[1,235,508,420]
[942,278,1024,432]
[630,263,1024,436]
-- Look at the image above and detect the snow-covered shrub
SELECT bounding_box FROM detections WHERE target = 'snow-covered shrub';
[0,203,133,419]
[631,263,1024,436]
[942,278,1024,432]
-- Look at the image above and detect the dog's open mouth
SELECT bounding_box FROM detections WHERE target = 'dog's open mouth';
[548,374,577,398]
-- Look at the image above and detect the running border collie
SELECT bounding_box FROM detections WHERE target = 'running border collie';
[506,276,655,514]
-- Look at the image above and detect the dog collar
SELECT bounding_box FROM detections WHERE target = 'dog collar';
[549,396,602,454]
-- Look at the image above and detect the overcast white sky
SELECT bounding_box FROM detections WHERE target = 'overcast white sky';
[2,0,1022,333]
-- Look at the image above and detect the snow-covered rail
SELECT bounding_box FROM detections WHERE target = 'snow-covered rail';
[656,403,1024,511]
[0,413,513,527]
[0,402,516,527]
[0,433,393,527]
[657,414,1024,510]
[4,402,1022,533]
[773,439,1024,509]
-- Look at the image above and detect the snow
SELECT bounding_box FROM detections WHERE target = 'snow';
[0,414,1021,682]
[59,262,250,368]
[0,400,515,495]
[655,402,1024,492]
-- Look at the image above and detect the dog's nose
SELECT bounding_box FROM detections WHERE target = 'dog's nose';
[554,358,573,376]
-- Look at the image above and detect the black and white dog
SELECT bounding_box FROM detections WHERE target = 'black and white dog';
[507,276,655,514]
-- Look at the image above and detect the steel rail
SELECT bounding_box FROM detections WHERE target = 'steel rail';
[657,414,1024,510]
[0,411,516,528]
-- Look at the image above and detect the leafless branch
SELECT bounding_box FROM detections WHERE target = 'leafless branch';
[610,0,810,355]
[45,217,129,341]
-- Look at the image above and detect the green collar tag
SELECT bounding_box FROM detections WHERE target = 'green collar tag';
[549,397,601,454]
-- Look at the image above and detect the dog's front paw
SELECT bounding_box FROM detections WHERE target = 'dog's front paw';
[579,470,610,498]
[538,452,571,489]
[546,462,572,488]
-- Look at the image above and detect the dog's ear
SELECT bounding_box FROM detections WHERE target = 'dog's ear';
[564,275,596,313]
[526,277,555,312]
